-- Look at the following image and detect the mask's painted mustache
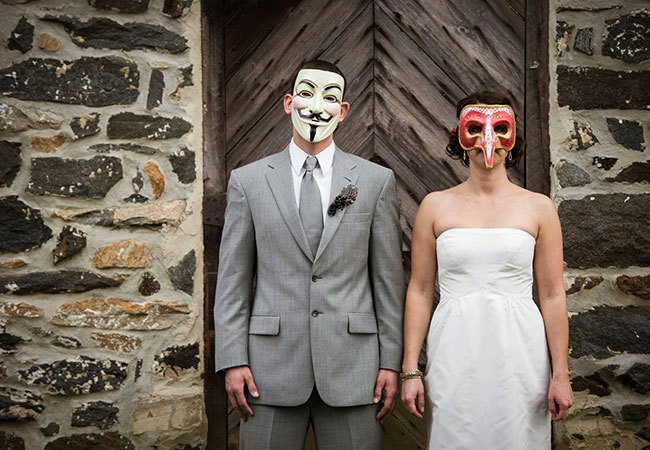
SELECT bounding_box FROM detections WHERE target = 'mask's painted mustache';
[298,110,333,124]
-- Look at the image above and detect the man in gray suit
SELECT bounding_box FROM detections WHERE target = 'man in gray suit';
[214,60,404,449]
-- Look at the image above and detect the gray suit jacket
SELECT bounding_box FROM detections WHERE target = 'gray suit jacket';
[214,146,404,407]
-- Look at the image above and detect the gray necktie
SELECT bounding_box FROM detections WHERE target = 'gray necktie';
[299,156,323,257]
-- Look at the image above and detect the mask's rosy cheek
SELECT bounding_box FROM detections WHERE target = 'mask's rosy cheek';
[324,103,341,116]
[292,97,307,109]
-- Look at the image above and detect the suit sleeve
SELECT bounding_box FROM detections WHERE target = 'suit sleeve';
[370,170,405,372]
[214,170,256,373]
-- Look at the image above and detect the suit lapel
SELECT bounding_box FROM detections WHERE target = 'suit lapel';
[315,148,359,261]
[265,147,314,262]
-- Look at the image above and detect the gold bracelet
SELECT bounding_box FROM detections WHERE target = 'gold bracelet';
[400,370,423,381]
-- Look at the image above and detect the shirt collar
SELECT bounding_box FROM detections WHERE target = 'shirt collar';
[289,139,336,177]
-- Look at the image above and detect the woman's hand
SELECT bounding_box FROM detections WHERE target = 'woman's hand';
[401,378,426,418]
[548,376,574,421]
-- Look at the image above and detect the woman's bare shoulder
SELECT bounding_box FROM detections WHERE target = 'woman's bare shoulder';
[421,184,466,207]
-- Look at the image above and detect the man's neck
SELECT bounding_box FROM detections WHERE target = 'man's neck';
[292,130,334,156]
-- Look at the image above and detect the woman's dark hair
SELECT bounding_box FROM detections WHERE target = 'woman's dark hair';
[446,91,525,168]
[288,60,347,98]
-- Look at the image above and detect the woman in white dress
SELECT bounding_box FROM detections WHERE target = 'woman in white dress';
[400,92,574,449]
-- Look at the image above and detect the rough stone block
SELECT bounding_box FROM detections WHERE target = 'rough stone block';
[559,194,650,268]
[28,156,123,198]
[0,270,122,295]
[18,356,128,395]
[30,132,65,153]
[71,401,119,429]
[38,33,60,52]
[607,161,650,184]
[0,302,44,318]
[573,27,593,55]
[153,342,199,377]
[52,298,190,330]
[90,143,158,154]
[557,160,591,187]
[0,259,27,269]
[566,122,598,151]
[0,57,139,107]
[92,240,153,269]
[52,335,82,349]
[52,226,87,264]
[91,332,142,353]
[170,65,193,101]
[0,141,22,187]
[169,147,196,183]
[0,431,25,450]
[592,156,617,171]
[133,397,173,434]
[43,16,188,53]
[44,432,134,450]
[144,161,165,198]
[89,0,150,13]
[8,16,33,54]
[0,102,63,132]
[617,274,650,300]
[107,112,191,139]
[607,117,645,151]
[53,200,186,227]
[0,386,44,420]
[147,69,164,110]
[566,276,603,295]
[167,250,196,295]
[569,306,650,358]
[138,272,160,296]
[557,66,650,110]
[0,330,26,353]
[40,423,59,437]
[0,196,52,254]
[163,0,193,18]
[621,404,650,421]
[571,372,611,396]
[556,21,574,56]
[70,113,100,140]
[170,394,202,430]
[603,10,650,63]
[618,363,650,394]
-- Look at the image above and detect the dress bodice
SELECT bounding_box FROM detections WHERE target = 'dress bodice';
[436,228,536,300]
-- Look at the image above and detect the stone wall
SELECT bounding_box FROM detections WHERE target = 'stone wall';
[0,0,205,449]
[550,0,650,448]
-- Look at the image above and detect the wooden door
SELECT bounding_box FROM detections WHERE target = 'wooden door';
[202,0,549,448]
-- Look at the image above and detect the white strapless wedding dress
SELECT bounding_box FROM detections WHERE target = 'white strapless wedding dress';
[425,228,551,450]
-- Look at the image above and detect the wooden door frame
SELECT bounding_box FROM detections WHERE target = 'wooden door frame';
[202,0,228,448]
[201,1,550,448]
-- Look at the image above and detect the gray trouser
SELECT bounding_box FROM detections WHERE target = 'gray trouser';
[239,388,382,450]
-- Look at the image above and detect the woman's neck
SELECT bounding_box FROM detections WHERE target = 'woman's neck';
[466,163,512,196]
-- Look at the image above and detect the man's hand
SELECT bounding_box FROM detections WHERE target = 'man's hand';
[401,378,425,419]
[374,369,399,423]
[225,365,259,421]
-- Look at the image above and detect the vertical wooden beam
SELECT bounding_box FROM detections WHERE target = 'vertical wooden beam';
[202,0,228,448]
[525,0,551,195]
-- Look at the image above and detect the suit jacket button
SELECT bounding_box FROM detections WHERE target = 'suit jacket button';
[311,310,320,317]
[311,275,320,282]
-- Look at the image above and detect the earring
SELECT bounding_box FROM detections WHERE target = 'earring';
[507,151,514,162]
[462,151,469,164]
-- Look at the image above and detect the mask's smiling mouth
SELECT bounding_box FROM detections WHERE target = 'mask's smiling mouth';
[297,110,333,126]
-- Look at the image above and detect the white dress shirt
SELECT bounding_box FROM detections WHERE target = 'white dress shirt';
[289,139,335,222]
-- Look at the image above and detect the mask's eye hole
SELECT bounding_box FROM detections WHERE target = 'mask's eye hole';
[323,95,338,102]
[298,91,313,98]
[468,124,482,134]
[494,124,509,134]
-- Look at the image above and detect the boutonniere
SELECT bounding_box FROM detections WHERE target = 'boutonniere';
[327,184,358,216]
